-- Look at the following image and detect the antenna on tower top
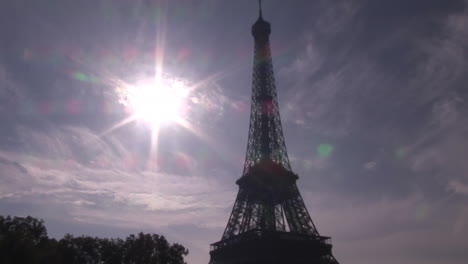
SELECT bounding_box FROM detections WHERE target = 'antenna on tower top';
[259,0,263,18]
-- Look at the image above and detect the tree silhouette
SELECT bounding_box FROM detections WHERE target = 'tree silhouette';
[0,215,188,264]
[0,216,51,263]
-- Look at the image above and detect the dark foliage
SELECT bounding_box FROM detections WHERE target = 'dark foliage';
[0,215,188,264]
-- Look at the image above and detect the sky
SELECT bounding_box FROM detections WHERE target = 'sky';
[1,0,468,263]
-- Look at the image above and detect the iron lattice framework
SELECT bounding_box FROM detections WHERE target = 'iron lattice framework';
[210,3,339,264]
[241,14,291,175]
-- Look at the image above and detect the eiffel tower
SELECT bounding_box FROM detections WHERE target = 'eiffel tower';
[209,2,339,264]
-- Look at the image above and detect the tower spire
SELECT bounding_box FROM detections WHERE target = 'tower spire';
[259,0,263,18]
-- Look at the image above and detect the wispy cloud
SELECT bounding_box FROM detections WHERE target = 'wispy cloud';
[0,123,234,229]
[447,180,468,195]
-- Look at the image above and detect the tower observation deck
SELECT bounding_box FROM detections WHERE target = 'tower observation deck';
[209,2,340,264]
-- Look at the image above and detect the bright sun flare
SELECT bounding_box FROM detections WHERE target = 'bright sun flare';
[126,78,189,128]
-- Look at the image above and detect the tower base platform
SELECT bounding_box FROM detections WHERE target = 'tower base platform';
[209,230,338,264]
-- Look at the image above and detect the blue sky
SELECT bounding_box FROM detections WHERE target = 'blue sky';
[1,0,468,263]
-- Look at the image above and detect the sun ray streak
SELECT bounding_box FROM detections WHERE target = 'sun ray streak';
[175,117,239,168]
[147,125,160,171]
[99,116,136,138]
[154,0,168,84]
[175,118,208,142]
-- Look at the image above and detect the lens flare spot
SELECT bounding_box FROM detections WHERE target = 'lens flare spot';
[23,48,33,61]
[39,101,54,114]
[414,204,430,220]
[74,72,87,82]
[395,148,407,159]
[317,144,334,157]
[66,99,82,114]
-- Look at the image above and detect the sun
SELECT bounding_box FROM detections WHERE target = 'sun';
[126,78,189,128]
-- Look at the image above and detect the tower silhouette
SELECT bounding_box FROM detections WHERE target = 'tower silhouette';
[209,2,339,264]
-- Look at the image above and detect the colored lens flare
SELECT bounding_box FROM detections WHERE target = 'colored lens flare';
[395,148,407,159]
[71,71,100,84]
[317,144,334,157]
[74,72,87,82]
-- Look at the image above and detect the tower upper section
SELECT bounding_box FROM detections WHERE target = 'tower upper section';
[242,3,292,175]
